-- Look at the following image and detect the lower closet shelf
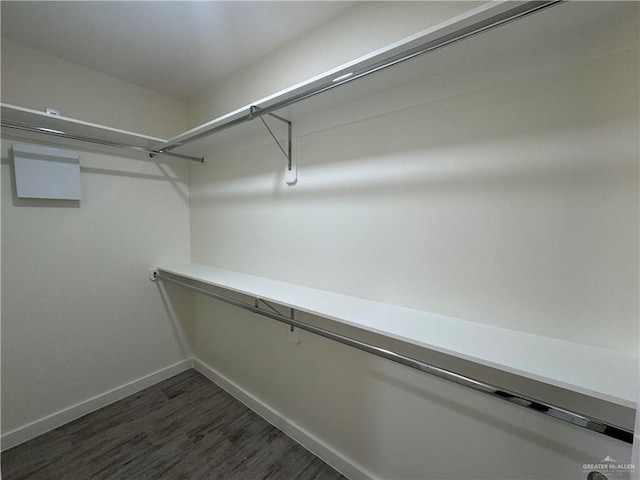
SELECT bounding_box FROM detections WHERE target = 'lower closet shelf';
[154,263,637,442]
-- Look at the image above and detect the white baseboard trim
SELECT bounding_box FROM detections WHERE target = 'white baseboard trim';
[1,358,193,451]
[193,358,375,480]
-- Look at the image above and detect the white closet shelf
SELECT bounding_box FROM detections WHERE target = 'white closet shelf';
[163,0,534,157]
[158,263,638,409]
[2,2,635,165]
[0,103,204,162]
[1,103,167,150]
[164,0,636,159]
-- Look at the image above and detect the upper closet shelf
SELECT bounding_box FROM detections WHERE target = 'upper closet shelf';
[0,103,204,162]
[161,0,636,160]
[2,1,634,168]
[161,1,564,157]
[159,263,638,410]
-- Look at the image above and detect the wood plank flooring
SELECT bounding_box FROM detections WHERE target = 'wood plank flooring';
[2,369,347,480]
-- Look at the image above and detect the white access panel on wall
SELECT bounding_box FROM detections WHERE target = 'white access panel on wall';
[12,143,81,200]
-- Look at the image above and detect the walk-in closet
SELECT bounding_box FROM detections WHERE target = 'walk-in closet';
[1,1,638,479]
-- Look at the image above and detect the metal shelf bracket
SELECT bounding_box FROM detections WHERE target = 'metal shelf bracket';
[250,106,296,185]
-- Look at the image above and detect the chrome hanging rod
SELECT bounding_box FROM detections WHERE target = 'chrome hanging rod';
[1,120,204,163]
[157,270,634,444]
[159,0,563,153]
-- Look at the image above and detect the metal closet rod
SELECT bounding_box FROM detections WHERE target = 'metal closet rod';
[160,0,564,153]
[157,271,634,445]
[0,120,204,163]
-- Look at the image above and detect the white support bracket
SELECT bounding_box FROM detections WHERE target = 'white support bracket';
[250,106,296,185]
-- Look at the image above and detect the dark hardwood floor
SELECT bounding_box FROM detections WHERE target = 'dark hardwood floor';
[2,369,347,480]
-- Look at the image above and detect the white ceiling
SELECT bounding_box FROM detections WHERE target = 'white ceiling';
[0,1,356,101]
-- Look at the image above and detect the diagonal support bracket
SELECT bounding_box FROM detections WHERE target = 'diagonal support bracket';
[250,106,296,185]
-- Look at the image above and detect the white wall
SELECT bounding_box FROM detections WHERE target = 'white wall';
[1,41,193,446]
[1,38,187,139]
[188,4,638,479]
